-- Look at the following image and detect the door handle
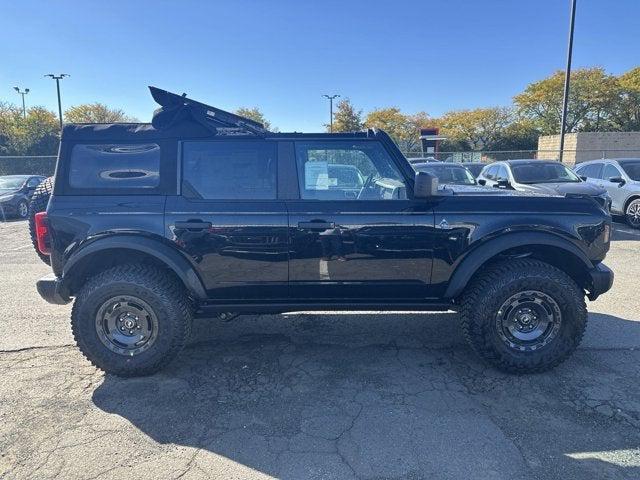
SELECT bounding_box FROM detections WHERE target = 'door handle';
[174,220,212,230]
[298,221,335,230]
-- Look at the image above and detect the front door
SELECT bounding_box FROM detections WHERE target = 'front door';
[601,163,627,213]
[287,140,436,301]
[165,139,289,300]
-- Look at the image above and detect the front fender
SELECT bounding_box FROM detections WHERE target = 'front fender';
[443,231,593,299]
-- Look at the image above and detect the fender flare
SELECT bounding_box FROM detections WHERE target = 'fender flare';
[63,235,207,299]
[443,231,593,299]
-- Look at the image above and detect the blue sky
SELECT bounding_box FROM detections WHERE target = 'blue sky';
[1,0,639,132]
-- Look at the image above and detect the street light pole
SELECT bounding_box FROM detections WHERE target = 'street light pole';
[322,94,340,132]
[13,87,30,118]
[559,0,577,163]
[45,74,69,131]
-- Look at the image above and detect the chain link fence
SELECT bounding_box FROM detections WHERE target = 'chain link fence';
[0,156,57,176]
[402,149,640,165]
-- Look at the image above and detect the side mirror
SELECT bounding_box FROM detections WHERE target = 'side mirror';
[477,179,486,186]
[609,176,625,186]
[496,179,510,188]
[414,171,438,198]
[579,175,587,181]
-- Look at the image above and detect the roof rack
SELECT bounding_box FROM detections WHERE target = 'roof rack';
[149,86,270,136]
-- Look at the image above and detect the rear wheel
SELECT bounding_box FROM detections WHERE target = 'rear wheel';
[28,177,53,264]
[625,198,640,229]
[71,264,192,377]
[460,259,587,373]
[16,200,28,219]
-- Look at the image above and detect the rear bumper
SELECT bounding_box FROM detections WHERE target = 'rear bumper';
[587,263,614,301]
[36,274,71,305]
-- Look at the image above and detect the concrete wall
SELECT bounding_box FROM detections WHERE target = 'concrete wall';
[538,131,640,165]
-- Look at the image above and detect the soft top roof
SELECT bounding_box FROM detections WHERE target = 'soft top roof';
[62,86,269,141]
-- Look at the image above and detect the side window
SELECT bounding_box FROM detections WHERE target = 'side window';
[580,163,603,179]
[69,143,160,189]
[182,140,276,200]
[484,165,497,180]
[603,164,621,181]
[496,165,509,181]
[295,141,406,200]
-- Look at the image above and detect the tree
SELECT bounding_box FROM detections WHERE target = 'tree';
[235,107,272,131]
[514,67,620,134]
[326,98,364,132]
[0,104,59,156]
[64,103,137,123]
[613,67,640,131]
[364,107,431,152]
[437,107,514,151]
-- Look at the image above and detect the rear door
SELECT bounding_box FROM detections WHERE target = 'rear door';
[285,139,437,301]
[165,139,289,300]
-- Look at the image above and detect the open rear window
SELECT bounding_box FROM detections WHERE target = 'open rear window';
[69,143,161,189]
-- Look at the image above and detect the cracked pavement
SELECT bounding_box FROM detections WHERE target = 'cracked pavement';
[1,219,639,479]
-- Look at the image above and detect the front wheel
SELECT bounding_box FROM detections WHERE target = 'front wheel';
[71,264,192,377]
[625,198,640,229]
[460,259,587,373]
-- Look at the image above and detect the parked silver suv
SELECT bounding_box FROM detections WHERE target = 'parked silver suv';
[574,159,640,228]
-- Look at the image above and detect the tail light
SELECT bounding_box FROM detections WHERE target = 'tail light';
[34,212,51,256]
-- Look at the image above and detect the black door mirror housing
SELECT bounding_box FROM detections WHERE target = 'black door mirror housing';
[579,175,587,181]
[477,179,486,186]
[413,171,438,198]
[609,176,626,186]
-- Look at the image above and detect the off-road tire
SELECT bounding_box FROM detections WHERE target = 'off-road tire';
[71,264,192,377]
[460,259,587,373]
[28,176,53,264]
[625,198,640,229]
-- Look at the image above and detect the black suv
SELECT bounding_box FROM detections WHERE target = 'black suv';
[34,87,614,377]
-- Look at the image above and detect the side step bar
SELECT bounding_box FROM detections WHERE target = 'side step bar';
[196,301,455,317]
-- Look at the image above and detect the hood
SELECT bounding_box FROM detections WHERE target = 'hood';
[517,182,606,196]
[0,187,20,195]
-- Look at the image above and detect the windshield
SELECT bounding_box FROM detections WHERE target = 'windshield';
[416,165,476,185]
[511,163,581,184]
[620,161,640,181]
[0,177,27,190]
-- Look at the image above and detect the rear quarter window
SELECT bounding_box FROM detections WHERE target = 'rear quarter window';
[68,143,161,189]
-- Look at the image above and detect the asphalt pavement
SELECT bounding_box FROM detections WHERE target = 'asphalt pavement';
[0,218,639,479]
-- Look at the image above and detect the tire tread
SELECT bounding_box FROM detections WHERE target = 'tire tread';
[71,263,192,377]
[459,258,587,374]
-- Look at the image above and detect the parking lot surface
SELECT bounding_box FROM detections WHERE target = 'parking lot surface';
[1,219,639,480]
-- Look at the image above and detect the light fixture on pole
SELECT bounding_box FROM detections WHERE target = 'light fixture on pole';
[559,0,577,163]
[322,94,340,132]
[45,73,70,131]
[13,87,30,118]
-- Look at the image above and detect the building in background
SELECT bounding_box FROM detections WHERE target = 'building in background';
[420,128,446,157]
[538,132,640,165]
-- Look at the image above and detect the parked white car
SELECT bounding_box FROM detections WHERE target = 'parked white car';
[574,158,640,228]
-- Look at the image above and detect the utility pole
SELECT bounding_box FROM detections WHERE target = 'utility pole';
[13,87,30,118]
[45,74,69,131]
[322,94,340,132]
[559,0,577,163]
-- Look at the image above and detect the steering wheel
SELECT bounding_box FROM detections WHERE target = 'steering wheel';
[356,174,375,200]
